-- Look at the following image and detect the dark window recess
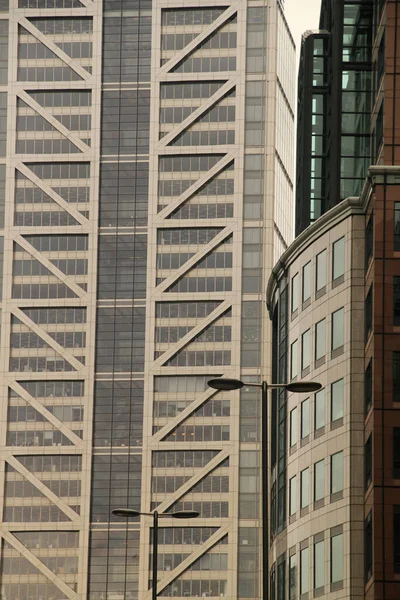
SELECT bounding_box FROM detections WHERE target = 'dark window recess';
[375,102,384,159]
[377,33,385,89]
[365,360,373,414]
[365,511,373,582]
[365,214,373,270]
[394,506,400,574]
[394,276,400,325]
[394,352,400,402]
[365,434,372,490]
[365,286,373,340]
[394,203,400,251]
[394,428,400,478]
[270,564,276,600]
[277,554,285,600]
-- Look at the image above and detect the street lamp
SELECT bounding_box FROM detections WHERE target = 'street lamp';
[207,377,321,599]
[112,508,199,600]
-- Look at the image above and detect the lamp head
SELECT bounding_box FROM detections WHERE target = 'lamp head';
[112,508,141,519]
[208,378,244,391]
[170,510,200,519]
[285,381,322,393]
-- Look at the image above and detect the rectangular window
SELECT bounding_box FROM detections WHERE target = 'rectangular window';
[300,468,309,509]
[365,286,373,339]
[394,506,400,574]
[365,434,372,490]
[300,547,309,594]
[302,262,311,303]
[315,388,325,430]
[301,329,311,370]
[315,318,326,361]
[331,378,344,422]
[365,214,373,269]
[395,203,400,251]
[290,339,298,380]
[289,554,296,600]
[332,237,344,281]
[331,307,344,352]
[291,273,299,313]
[365,360,372,414]
[394,276,400,325]
[314,459,325,502]
[301,398,310,439]
[316,249,327,292]
[277,555,285,600]
[365,511,373,582]
[330,533,343,584]
[314,539,325,590]
[290,408,297,447]
[394,428,400,478]
[394,351,400,402]
[289,476,296,515]
[331,451,344,494]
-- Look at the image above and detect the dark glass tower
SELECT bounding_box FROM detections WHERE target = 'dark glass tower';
[295,0,373,235]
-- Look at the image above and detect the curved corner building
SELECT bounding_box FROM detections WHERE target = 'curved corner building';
[267,167,400,599]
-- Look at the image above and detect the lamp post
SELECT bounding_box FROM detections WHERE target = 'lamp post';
[112,508,199,600]
[207,377,322,599]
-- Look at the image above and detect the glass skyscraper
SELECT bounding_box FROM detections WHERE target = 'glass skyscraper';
[0,0,294,598]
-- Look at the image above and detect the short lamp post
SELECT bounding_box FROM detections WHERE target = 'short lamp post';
[112,508,199,600]
[207,377,322,600]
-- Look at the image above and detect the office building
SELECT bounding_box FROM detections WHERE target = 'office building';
[0,0,295,599]
[267,162,400,599]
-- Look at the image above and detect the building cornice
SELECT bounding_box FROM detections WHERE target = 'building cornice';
[266,196,365,314]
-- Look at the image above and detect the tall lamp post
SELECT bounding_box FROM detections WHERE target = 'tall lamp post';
[112,508,199,600]
[207,377,322,599]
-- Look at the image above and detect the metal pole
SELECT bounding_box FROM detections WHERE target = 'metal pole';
[152,511,158,600]
[261,381,269,600]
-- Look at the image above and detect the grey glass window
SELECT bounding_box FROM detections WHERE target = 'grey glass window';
[302,262,311,302]
[300,547,309,594]
[394,507,400,574]
[331,308,344,351]
[332,237,345,280]
[331,378,344,422]
[301,329,310,370]
[365,511,373,581]
[289,476,296,515]
[290,408,297,447]
[365,359,372,413]
[301,398,310,439]
[313,319,326,364]
[365,286,373,338]
[290,339,298,380]
[331,451,344,494]
[393,428,400,478]
[315,388,325,430]
[395,203,400,251]
[289,554,296,600]
[330,533,343,583]
[314,459,325,501]
[316,249,327,291]
[300,468,309,508]
[365,434,372,489]
[314,539,325,590]
[394,277,400,325]
[291,273,299,313]
[277,554,285,600]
